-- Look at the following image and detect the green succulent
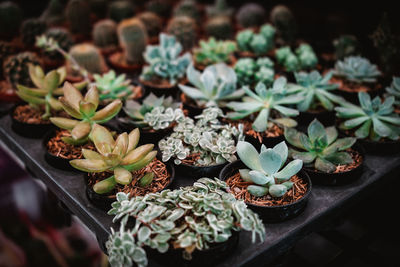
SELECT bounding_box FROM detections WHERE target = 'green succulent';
[333,35,359,60]
[276,44,317,71]
[237,141,303,197]
[335,92,400,141]
[137,12,162,39]
[227,77,303,132]
[295,44,318,69]
[92,19,118,50]
[236,3,265,28]
[270,5,296,45]
[69,43,106,75]
[141,33,192,86]
[290,70,342,112]
[333,56,381,83]
[117,18,148,65]
[70,125,157,194]
[234,57,275,87]
[107,178,265,267]
[93,70,134,102]
[167,16,197,51]
[179,63,244,108]
[236,26,275,56]
[285,119,357,173]
[276,46,299,72]
[50,83,122,145]
[385,77,400,106]
[194,37,236,66]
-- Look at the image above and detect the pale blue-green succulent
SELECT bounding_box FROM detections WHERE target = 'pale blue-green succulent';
[385,76,400,106]
[333,56,381,83]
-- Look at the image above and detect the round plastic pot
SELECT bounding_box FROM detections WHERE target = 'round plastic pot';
[357,138,400,155]
[85,161,175,211]
[108,52,142,74]
[244,133,284,151]
[219,160,312,223]
[297,109,335,127]
[174,161,228,181]
[139,78,180,98]
[10,107,54,138]
[43,129,77,171]
[146,230,239,267]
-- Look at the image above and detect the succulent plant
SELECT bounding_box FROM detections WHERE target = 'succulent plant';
[0,1,22,39]
[179,63,244,108]
[40,0,66,26]
[173,0,201,22]
[159,107,243,165]
[92,19,118,50]
[234,57,275,87]
[205,16,234,40]
[108,0,135,23]
[335,92,400,141]
[236,3,266,28]
[50,82,122,145]
[69,43,107,75]
[227,77,302,132]
[0,41,15,76]
[70,125,157,194]
[285,119,357,173]
[236,141,303,197]
[291,70,342,112]
[333,56,381,84]
[270,5,296,45]
[194,38,236,66]
[333,35,359,60]
[117,18,148,65]
[3,52,41,89]
[93,70,134,102]
[43,28,73,61]
[141,33,191,85]
[275,46,299,72]
[236,27,275,56]
[167,16,197,51]
[295,44,318,70]
[16,65,67,119]
[20,18,47,47]
[107,178,265,266]
[206,0,234,18]
[66,0,91,36]
[385,77,400,106]
[137,12,162,40]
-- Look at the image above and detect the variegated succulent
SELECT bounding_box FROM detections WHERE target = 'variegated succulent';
[50,82,122,145]
[106,178,265,267]
[93,70,135,102]
[333,56,381,83]
[70,125,157,194]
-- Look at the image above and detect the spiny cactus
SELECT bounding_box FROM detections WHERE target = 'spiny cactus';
[270,5,296,45]
[43,28,73,61]
[117,18,148,65]
[137,12,162,40]
[108,0,135,23]
[0,1,23,39]
[0,41,16,77]
[69,44,107,74]
[92,19,118,50]
[206,0,234,18]
[40,0,66,26]
[66,0,91,36]
[20,19,47,47]
[236,3,266,28]
[205,16,234,40]
[3,52,41,89]
[167,16,197,51]
[173,0,201,22]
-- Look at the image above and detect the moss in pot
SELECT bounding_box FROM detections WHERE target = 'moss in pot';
[285,119,364,185]
[106,178,265,267]
[220,140,311,222]
[139,33,191,97]
[159,107,244,180]
[335,91,400,154]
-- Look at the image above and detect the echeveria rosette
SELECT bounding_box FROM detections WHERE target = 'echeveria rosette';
[335,92,400,141]
[385,77,400,106]
[227,77,303,132]
[333,56,381,84]
[50,82,122,145]
[179,63,245,108]
[141,33,192,86]
[194,37,236,66]
[285,119,357,173]
[70,125,157,194]
[93,70,134,102]
[236,141,303,198]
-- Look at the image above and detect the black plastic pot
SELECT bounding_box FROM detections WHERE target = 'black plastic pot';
[245,133,285,151]
[182,99,203,118]
[219,160,312,223]
[297,110,335,127]
[146,230,239,267]
[139,79,180,98]
[357,138,400,155]
[174,161,228,181]
[10,106,54,138]
[85,161,175,211]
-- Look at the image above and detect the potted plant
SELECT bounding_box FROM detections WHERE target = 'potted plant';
[234,57,275,88]
[118,93,183,144]
[139,33,191,97]
[235,24,275,58]
[92,19,119,56]
[178,63,244,117]
[220,140,311,222]
[41,28,74,70]
[159,107,243,180]
[285,119,364,185]
[236,3,266,29]
[192,37,236,70]
[106,178,265,267]
[226,77,303,148]
[46,82,121,169]
[384,76,400,113]
[331,56,382,102]
[335,91,400,153]
[70,124,174,210]
[275,44,318,76]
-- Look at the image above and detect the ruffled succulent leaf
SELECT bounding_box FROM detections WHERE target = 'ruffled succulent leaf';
[71,121,91,141]
[82,149,103,160]
[127,128,140,152]
[84,85,99,110]
[113,133,129,157]
[59,97,84,119]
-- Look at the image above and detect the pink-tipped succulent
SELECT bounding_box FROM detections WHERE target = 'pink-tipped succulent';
[50,82,122,145]
[70,124,157,194]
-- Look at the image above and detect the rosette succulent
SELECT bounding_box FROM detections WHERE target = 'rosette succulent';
[70,125,157,194]
[194,37,236,66]
[385,77,400,106]
[333,56,381,83]
[236,141,303,197]
[50,82,122,145]
[335,92,400,141]
[93,70,134,102]
[234,57,275,87]
[276,44,317,71]
[236,25,275,56]
[276,46,299,72]
[179,63,245,107]
[106,178,265,267]
[285,119,357,173]
[227,77,303,132]
[141,33,191,86]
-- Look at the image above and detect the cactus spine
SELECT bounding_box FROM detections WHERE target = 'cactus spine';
[92,19,118,49]
[117,18,148,65]
[69,44,106,74]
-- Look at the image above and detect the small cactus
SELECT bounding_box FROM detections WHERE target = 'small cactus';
[145,0,171,18]
[92,19,118,49]
[66,0,91,36]
[167,16,197,51]
[108,0,135,23]
[43,28,74,61]
[69,44,106,74]
[205,16,234,40]
[270,5,296,45]
[137,12,162,40]
[236,3,266,28]
[0,41,16,77]
[173,0,201,22]
[117,18,148,65]
[3,52,41,89]
[0,1,23,39]
[20,19,48,47]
